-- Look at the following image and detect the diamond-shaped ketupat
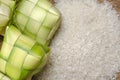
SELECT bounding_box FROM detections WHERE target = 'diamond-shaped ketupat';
[0,25,50,80]
[13,0,61,45]
[0,0,15,34]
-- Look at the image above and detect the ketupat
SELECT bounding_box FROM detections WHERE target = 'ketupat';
[0,0,51,34]
[0,25,50,80]
[0,0,15,34]
[0,72,10,80]
[13,0,61,45]
[0,0,61,80]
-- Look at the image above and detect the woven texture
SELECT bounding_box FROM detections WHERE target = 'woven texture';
[13,0,61,45]
[0,25,50,80]
[0,0,15,33]
[0,72,10,80]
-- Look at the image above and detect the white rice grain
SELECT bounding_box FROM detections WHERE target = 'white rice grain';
[37,0,120,80]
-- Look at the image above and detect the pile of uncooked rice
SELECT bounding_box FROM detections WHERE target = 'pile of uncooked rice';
[36,0,120,80]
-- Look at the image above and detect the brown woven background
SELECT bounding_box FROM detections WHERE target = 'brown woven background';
[98,0,120,13]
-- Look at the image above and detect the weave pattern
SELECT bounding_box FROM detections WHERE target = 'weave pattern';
[0,72,10,80]
[0,0,15,33]
[13,0,61,45]
[0,25,50,80]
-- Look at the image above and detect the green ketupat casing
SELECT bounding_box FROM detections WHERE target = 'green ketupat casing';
[0,0,61,80]
[0,0,15,34]
[0,72,10,80]
[13,0,61,45]
[0,25,50,80]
